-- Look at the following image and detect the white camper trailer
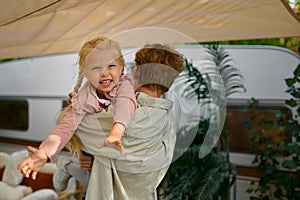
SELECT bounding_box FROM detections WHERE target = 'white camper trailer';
[1,45,298,141]
[0,45,299,199]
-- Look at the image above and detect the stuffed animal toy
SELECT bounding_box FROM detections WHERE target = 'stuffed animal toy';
[0,150,58,200]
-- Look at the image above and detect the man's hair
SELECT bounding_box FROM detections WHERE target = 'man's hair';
[134,44,184,95]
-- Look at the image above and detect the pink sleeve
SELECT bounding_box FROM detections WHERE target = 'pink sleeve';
[39,105,85,159]
[112,76,137,129]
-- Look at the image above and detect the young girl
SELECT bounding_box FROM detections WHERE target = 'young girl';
[18,36,137,180]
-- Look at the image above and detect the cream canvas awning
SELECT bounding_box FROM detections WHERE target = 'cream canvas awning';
[0,0,299,59]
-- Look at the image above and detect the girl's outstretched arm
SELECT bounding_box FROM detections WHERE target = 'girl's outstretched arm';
[17,146,48,180]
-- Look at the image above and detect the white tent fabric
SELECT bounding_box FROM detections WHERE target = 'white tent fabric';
[0,0,299,59]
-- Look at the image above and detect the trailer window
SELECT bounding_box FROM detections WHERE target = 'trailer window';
[0,100,28,130]
[223,104,292,153]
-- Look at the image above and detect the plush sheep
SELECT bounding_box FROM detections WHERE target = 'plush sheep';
[2,150,28,186]
[0,152,9,169]
[0,150,58,200]
[0,181,32,200]
[21,189,58,200]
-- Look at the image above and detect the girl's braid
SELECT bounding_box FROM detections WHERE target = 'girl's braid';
[73,66,84,93]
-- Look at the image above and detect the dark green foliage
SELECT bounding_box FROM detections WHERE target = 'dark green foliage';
[0,57,23,63]
[247,63,300,199]
[179,58,210,103]
[160,140,236,200]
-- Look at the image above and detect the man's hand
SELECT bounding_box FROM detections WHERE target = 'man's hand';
[67,92,75,104]
[17,146,48,180]
[78,151,94,171]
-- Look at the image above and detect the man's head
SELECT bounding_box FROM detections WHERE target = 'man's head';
[134,44,184,96]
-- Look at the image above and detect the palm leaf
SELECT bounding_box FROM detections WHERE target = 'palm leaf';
[196,167,222,199]
[175,58,210,104]
[204,43,246,97]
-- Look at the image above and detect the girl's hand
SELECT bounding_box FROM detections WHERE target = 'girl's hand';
[17,146,48,180]
[96,123,125,154]
[96,137,124,155]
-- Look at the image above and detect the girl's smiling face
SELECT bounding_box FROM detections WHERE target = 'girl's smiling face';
[83,48,123,94]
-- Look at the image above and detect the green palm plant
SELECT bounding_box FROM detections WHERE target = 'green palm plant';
[159,43,246,200]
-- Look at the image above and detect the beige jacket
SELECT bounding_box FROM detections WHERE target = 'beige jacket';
[75,92,176,200]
